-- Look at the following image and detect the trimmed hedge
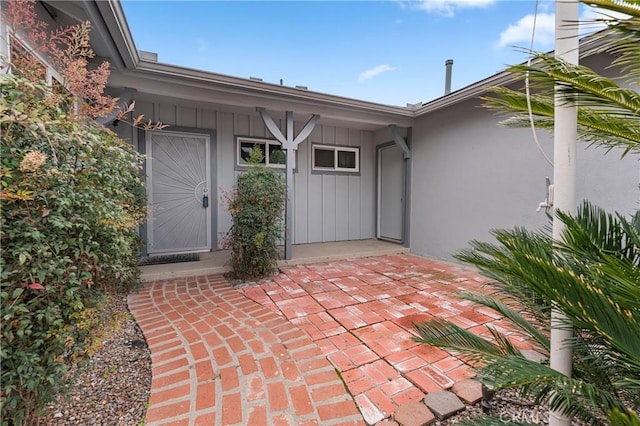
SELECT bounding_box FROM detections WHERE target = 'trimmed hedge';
[226,148,286,280]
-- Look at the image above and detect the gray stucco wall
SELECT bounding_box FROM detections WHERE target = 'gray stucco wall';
[410,96,638,261]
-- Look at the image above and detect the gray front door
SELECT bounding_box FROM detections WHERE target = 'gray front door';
[146,130,212,254]
[377,144,404,242]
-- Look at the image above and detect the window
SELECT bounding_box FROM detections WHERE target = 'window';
[312,144,360,173]
[236,137,293,169]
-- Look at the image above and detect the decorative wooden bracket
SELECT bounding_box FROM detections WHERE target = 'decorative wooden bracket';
[389,124,411,159]
[257,108,319,149]
[257,108,320,260]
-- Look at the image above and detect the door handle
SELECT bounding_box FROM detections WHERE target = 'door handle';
[202,188,209,208]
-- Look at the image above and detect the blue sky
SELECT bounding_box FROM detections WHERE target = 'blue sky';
[120,0,598,106]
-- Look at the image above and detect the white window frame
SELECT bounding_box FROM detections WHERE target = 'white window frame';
[237,137,296,169]
[312,144,360,173]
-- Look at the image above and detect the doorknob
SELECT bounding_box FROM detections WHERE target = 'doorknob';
[202,188,209,208]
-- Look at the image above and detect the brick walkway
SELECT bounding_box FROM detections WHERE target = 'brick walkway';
[130,253,533,425]
[128,275,364,426]
[240,254,534,424]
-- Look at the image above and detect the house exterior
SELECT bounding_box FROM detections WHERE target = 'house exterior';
[3,0,638,261]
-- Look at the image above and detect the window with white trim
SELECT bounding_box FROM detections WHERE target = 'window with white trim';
[312,144,359,173]
[237,137,294,169]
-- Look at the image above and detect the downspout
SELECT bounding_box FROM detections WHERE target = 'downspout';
[403,127,412,249]
[389,125,412,247]
[444,59,453,95]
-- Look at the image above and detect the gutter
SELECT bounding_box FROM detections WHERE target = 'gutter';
[133,60,414,118]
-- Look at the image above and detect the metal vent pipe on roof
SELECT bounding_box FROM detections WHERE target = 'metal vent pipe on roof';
[444,59,453,95]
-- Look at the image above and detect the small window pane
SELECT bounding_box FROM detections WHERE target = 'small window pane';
[314,148,334,168]
[268,145,286,165]
[240,142,265,165]
[337,150,356,169]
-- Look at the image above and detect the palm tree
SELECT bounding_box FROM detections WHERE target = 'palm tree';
[484,0,640,155]
[413,1,640,424]
[416,203,640,425]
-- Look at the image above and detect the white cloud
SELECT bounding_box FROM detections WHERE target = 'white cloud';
[495,4,630,51]
[412,0,496,17]
[358,64,397,83]
[495,13,555,49]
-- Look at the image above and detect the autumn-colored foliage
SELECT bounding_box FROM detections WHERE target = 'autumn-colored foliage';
[2,0,166,128]
[0,1,154,423]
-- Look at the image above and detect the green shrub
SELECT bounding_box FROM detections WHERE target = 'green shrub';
[226,147,286,280]
[0,75,146,424]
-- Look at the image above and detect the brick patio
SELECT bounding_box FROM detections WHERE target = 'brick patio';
[240,253,534,424]
[129,253,533,425]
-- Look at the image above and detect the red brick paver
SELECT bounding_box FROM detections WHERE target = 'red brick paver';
[131,253,534,425]
[241,253,535,424]
[129,275,364,426]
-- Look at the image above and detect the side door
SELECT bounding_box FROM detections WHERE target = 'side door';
[377,143,404,243]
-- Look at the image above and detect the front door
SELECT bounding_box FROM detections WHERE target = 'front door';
[377,143,404,242]
[146,130,212,255]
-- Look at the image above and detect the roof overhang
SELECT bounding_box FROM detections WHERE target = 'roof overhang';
[415,30,615,116]
[44,0,614,129]
[107,60,413,130]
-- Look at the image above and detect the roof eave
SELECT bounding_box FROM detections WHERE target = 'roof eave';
[135,60,413,117]
[415,28,615,116]
[88,0,139,70]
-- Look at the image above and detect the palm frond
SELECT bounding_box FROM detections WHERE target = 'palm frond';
[582,0,640,81]
[575,108,640,155]
[497,114,555,130]
[482,88,554,117]
[455,202,640,403]
[606,409,640,426]
[412,318,510,362]
[453,417,536,426]
[460,291,550,351]
[483,87,640,155]
[480,356,628,424]
[509,54,640,114]
[583,0,640,18]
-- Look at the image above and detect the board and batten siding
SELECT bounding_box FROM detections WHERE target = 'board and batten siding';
[228,114,376,245]
[112,100,377,249]
[295,125,375,244]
